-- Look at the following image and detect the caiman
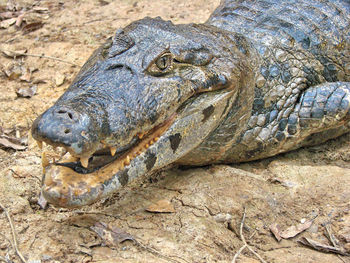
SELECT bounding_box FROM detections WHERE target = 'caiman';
[32,0,350,208]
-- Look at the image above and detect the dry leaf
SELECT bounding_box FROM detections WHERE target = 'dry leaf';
[2,48,27,58]
[19,67,31,82]
[146,199,175,213]
[299,237,349,256]
[269,223,282,242]
[16,85,37,98]
[0,137,26,150]
[91,222,134,246]
[22,21,43,34]
[280,219,313,239]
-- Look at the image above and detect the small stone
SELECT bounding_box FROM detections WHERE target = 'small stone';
[55,74,66,87]
[213,213,232,223]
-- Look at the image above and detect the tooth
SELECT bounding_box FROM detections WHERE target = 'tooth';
[80,157,89,168]
[110,146,117,156]
[42,152,49,168]
[120,162,124,170]
[37,141,43,150]
[149,140,154,145]
[145,143,149,148]
[154,137,159,142]
[138,133,144,139]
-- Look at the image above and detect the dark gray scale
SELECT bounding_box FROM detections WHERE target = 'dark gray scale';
[179,0,350,164]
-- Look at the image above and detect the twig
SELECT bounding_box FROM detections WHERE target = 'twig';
[232,244,247,262]
[1,49,81,67]
[324,224,347,263]
[324,224,340,248]
[0,202,27,263]
[232,207,267,263]
[134,240,181,263]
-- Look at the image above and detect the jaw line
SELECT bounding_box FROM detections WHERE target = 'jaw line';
[41,114,177,207]
[41,89,236,208]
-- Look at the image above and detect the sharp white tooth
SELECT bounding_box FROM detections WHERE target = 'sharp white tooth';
[80,157,89,168]
[110,146,117,156]
[42,152,49,168]
[37,141,43,150]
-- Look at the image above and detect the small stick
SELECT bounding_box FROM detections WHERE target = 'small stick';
[0,202,27,263]
[232,244,247,262]
[232,207,267,263]
[1,49,81,67]
[324,224,346,263]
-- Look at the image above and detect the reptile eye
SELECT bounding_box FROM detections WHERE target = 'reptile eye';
[155,54,172,70]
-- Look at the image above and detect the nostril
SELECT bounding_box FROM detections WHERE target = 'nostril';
[64,128,71,134]
[56,109,75,120]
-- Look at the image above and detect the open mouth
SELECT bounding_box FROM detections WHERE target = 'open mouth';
[35,114,176,207]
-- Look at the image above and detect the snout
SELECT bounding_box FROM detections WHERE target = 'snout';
[32,105,93,155]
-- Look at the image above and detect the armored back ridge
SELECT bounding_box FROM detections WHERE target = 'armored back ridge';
[31,0,350,207]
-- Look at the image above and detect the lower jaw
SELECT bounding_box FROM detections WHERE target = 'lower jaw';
[41,114,176,208]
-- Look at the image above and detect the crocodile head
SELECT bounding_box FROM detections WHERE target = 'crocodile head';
[31,17,248,207]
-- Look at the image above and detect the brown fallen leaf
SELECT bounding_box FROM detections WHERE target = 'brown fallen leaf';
[91,222,134,246]
[16,85,37,98]
[299,237,349,256]
[146,199,175,213]
[280,219,313,239]
[269,223,282,242]
[22,21,43,34]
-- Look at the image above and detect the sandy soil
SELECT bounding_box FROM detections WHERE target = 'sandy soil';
[0,0,350,262]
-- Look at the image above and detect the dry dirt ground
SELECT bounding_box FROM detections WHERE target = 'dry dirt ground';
[0,0,350,262]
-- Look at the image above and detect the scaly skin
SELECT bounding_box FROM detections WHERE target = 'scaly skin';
[32,0,350,207]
